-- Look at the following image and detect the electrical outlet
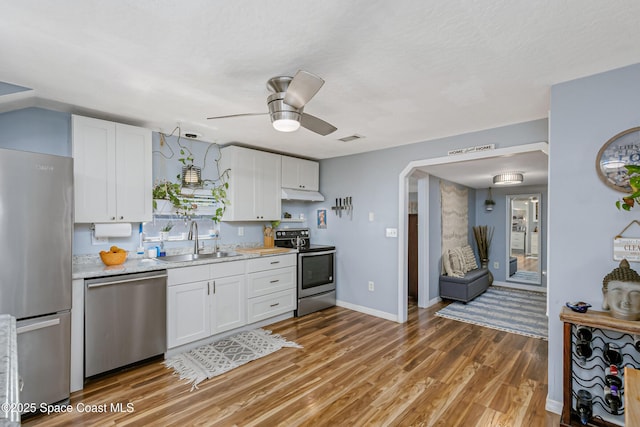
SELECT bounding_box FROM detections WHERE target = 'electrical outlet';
[385,228,398,238]
[368,281,374,292]
[91,235,109,245]
[238,227,244,236]
[494,261,499,269]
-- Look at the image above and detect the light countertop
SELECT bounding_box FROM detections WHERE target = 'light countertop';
[72,249,297,280]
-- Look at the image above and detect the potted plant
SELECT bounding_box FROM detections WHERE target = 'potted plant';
[616,165,640,210]
[159,222,173,241]
[152,180,182,213]
[484,187,496,212]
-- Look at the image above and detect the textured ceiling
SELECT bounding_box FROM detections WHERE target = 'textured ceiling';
[1,1,640,160]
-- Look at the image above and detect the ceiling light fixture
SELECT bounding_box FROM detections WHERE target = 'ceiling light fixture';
[272,118,301,132]
[493,172,524,185]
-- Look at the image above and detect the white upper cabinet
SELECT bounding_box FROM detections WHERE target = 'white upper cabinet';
[220,146,281,221]
[281,155,319,191]
[72,115,152,223]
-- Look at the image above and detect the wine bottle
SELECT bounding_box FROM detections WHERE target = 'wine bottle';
[604,385,622,415]
[577,326,592,342]
[576,389,593,425]
[605,365,623,388]
[604,342,623,367]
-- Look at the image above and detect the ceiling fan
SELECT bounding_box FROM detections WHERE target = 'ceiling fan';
[207,70,337,136]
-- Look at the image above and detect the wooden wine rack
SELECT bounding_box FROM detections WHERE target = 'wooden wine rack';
[560,306,640,426]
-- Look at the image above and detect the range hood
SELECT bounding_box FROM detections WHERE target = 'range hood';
[281,188,325,202]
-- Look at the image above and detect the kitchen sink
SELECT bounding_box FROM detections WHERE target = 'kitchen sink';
[158,252,239,263]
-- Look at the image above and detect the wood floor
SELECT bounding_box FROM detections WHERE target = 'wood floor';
[24,302,560,426]
[513,254,539,273]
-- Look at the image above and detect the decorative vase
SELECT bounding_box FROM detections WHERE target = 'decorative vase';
[159,231,170,241]
[264,235,274,248]
[481,259,494,285]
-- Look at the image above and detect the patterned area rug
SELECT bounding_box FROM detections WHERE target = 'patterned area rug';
[435,286,548,340]
[165,328,302,390]
[511,270,541,283]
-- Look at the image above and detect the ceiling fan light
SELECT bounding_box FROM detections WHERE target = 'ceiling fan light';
[493,172,524,185]
[273,118,300,132]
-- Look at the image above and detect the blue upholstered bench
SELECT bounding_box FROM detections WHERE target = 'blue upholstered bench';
[439,268,490,303]
[509,257,517,276]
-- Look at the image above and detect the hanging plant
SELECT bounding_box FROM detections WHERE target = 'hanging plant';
[616,165,640,210]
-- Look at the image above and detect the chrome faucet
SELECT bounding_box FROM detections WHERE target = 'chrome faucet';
[188,220,199,254]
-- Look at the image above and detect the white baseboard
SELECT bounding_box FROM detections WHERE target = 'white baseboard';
[545,397,562,415]
[426,296,442,307]
[336,299,398,322]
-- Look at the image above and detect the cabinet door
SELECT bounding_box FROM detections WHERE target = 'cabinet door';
[211,275,246,334]
[255,151,281,220]
[281,155,299,189]
[167,281,210,348]
[298,158,319,191]
[72,116,116,222]
[221,146,281,221]
[114,124,152,222]
[281,156,319,191]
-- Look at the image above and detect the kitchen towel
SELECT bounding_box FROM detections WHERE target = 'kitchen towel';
[94,223,132,238]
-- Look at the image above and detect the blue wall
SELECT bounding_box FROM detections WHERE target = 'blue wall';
[314,119,548,315]
[547,63,640,407]
[0,107,70,156]
[475,184,548,286]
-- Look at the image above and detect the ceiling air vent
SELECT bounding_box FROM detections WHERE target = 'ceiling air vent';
[338,134,364,143]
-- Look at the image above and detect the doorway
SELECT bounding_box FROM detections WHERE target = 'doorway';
[397,142,548,323]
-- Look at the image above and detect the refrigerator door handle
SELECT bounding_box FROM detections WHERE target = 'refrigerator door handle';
[17,318,60,334]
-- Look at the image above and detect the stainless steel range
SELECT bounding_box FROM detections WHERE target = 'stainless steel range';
[274,228,336,316]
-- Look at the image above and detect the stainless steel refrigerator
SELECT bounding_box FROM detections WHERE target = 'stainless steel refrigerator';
[0,148,72,408]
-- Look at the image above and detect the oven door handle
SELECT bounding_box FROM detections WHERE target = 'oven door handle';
[299,250,336,257]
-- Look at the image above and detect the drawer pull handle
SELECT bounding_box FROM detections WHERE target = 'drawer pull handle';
[270,261,280,265]
[270,279,280,283]
[270,303,280,307]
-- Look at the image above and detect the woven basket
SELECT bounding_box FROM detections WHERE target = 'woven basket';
[100,251,127,266]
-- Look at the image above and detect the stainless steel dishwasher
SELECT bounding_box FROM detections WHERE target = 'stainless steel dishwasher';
[85,270,167,378]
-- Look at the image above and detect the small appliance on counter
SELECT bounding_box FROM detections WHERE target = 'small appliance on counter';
[274,228,336,316]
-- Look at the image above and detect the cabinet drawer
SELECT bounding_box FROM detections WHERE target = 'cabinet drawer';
[247,267,295,298]
[168,264,209,286]
[247,254,296,273]
[247,289,296,323]
[210,260,245,279]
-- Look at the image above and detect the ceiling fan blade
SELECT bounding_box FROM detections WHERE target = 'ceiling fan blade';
[207,112,267,120]
[300,113,337,136]
[283,70,325,109]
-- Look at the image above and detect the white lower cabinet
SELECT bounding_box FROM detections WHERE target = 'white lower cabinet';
[167,260,246,349]
[211,273,246,334]
[167,280,210,348]
[167,254,296,350]
[247,254,296,323]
